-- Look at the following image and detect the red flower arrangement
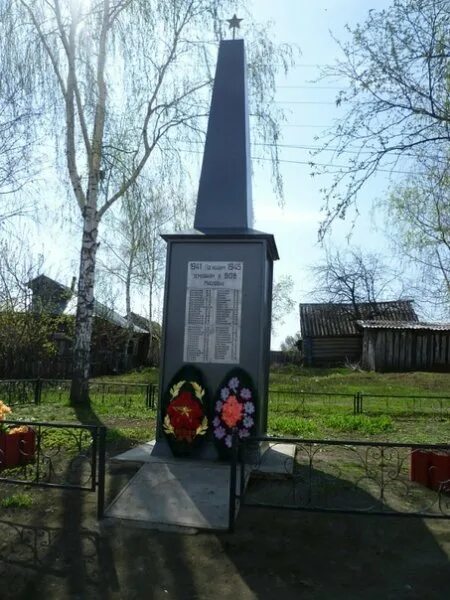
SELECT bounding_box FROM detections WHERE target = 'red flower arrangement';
[163,379,208,445]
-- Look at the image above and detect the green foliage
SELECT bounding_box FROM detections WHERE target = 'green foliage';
[269,365,450,395]
[323,415,393,435]
[0,492,33,509]
[0,312,61,364]
[6,368,450,448]
[92,368,159,384]
[386,164,450,313]
[40,427,93,451]
[268,414,393,437]
[106,426,155,445]
[315,0,450,235]
[269,415,318,437]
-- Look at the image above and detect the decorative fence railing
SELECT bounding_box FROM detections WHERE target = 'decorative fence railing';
[268,389,450,417]
[0,379,158,410]
[229,435,450,531]
[0,420,106,518]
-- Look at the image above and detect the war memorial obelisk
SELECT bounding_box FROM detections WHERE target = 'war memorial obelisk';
[157,32,279,457]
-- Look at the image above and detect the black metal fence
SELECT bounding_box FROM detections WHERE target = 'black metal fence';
[0,379,157,410]
[0,419,106,518]
[1,380,449,418]
[353,392,450,417]
[229,435,450,530]
[268,389,450,417]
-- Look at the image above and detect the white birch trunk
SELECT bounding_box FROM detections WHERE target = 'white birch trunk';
[147,278,154,365]
[70,205,99,403]
[124,254,134,368]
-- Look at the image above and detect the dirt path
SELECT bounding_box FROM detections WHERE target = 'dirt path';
[0,468,449,599]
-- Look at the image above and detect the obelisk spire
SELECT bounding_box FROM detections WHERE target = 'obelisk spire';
[194,35,253,231]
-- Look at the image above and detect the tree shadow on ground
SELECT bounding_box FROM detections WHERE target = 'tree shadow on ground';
[0,452,448,599]
[0,397,141,599]
[2,395,199,599]
[218,464,450,600]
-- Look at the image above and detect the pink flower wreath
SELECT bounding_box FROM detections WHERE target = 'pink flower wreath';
[213,369,256,457]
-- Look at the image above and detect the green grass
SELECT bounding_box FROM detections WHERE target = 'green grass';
[2,366,449,448]
[0,492,33,509]
[91,367,159,385]
[269,364,450,395]
[323,415,393,435]
[9,391,157,452]
[269,415,319,437]
[268,414,394,438]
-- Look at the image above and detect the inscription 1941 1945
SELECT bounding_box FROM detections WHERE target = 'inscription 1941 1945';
[184,261,243,364]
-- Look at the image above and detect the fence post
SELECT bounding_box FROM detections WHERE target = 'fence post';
[151,384,157,410]
[228,429,238,532]
[359,392,363,414]
[97,426,107,520]
[353,393,358,415]
[34,378,42,405]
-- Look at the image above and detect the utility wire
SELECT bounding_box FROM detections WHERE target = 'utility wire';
[274,101,337,105]
[183,139,430,159]
[175,147,423,176]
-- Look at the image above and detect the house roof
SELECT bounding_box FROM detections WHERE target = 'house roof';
[27,275,148,334]
[63,296,148,333]
[356,320,450,332]
[127,312,161,335]
[299,300,418,337]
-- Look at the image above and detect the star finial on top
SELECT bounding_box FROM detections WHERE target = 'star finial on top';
[227,14,243,40]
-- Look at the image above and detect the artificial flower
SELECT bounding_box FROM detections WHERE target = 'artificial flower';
[243,415,254,428]
[214,425,226,439]
[166,391,203,431]
[244,401,255,414]
[8,425,30,435]
[228,377,239,391]
[221,395,243,428]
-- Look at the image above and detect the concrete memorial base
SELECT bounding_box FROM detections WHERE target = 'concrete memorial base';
[105,440,295,532]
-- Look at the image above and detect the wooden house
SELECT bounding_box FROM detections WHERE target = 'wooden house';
[127,312,161,366]
[299,300,418,367]
[23,275,157,377]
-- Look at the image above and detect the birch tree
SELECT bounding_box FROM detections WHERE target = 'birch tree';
[100,179,191,365]
[0,52,35,225]
[387,160,450,313]
[314,0,450,237]
[1,1,293,402]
